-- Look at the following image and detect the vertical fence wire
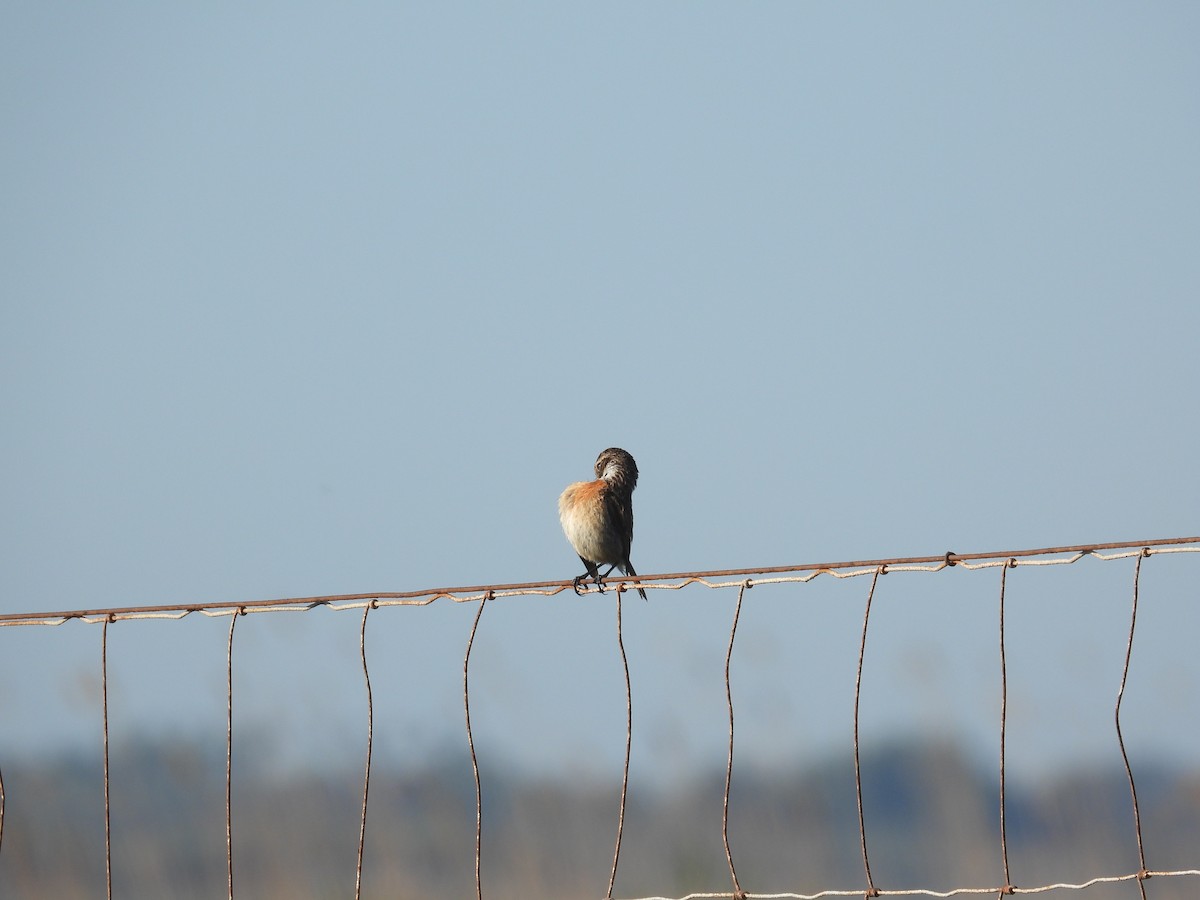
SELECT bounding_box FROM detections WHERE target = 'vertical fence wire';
[997,561,1014,897]
[854,568,883,899]
[721,581,749,900]
[101,615,113,900]
[607,586,634,900]
[463,592,489,900]
[1115,551,1150,900]
[225,609,240,900]
[354,601,375,900]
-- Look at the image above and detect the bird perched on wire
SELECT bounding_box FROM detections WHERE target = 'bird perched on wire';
[559,447,648,601]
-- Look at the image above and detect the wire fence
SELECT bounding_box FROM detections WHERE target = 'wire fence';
[2,535,1199,900]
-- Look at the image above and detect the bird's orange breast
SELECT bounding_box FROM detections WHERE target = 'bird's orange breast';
[559,479,621,565]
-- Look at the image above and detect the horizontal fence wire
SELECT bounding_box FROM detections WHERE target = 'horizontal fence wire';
[1,535,1199,900]
[2,536,1198,627]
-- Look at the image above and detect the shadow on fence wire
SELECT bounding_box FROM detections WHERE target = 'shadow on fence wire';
[2,536,1200,900]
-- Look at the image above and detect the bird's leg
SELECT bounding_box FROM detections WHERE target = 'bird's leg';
[594,563,622,592]
[576,558,602,595]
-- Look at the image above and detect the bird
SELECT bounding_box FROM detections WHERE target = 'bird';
[559,447,648,601]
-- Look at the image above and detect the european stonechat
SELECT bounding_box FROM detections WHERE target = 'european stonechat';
[559,447,648,601]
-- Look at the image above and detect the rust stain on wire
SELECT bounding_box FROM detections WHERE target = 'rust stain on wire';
[607,586,634,900]
[1115,550,1150,900]
[463,591,489,900]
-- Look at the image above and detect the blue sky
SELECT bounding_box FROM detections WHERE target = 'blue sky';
[2,4,1198,783]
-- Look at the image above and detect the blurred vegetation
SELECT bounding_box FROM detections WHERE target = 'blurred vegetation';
[1,737,1197,899]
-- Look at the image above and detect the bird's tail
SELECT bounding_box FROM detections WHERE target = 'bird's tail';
[624,560,648,601]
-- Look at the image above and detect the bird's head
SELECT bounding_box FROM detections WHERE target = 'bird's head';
[594,447,638,490]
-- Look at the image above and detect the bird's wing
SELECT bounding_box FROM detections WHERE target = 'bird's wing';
[604,486,635,562]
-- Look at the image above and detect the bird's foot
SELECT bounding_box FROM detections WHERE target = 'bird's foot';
[572,574,588,596]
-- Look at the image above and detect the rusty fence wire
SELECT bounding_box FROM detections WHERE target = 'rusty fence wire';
[2,536,1200,900]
